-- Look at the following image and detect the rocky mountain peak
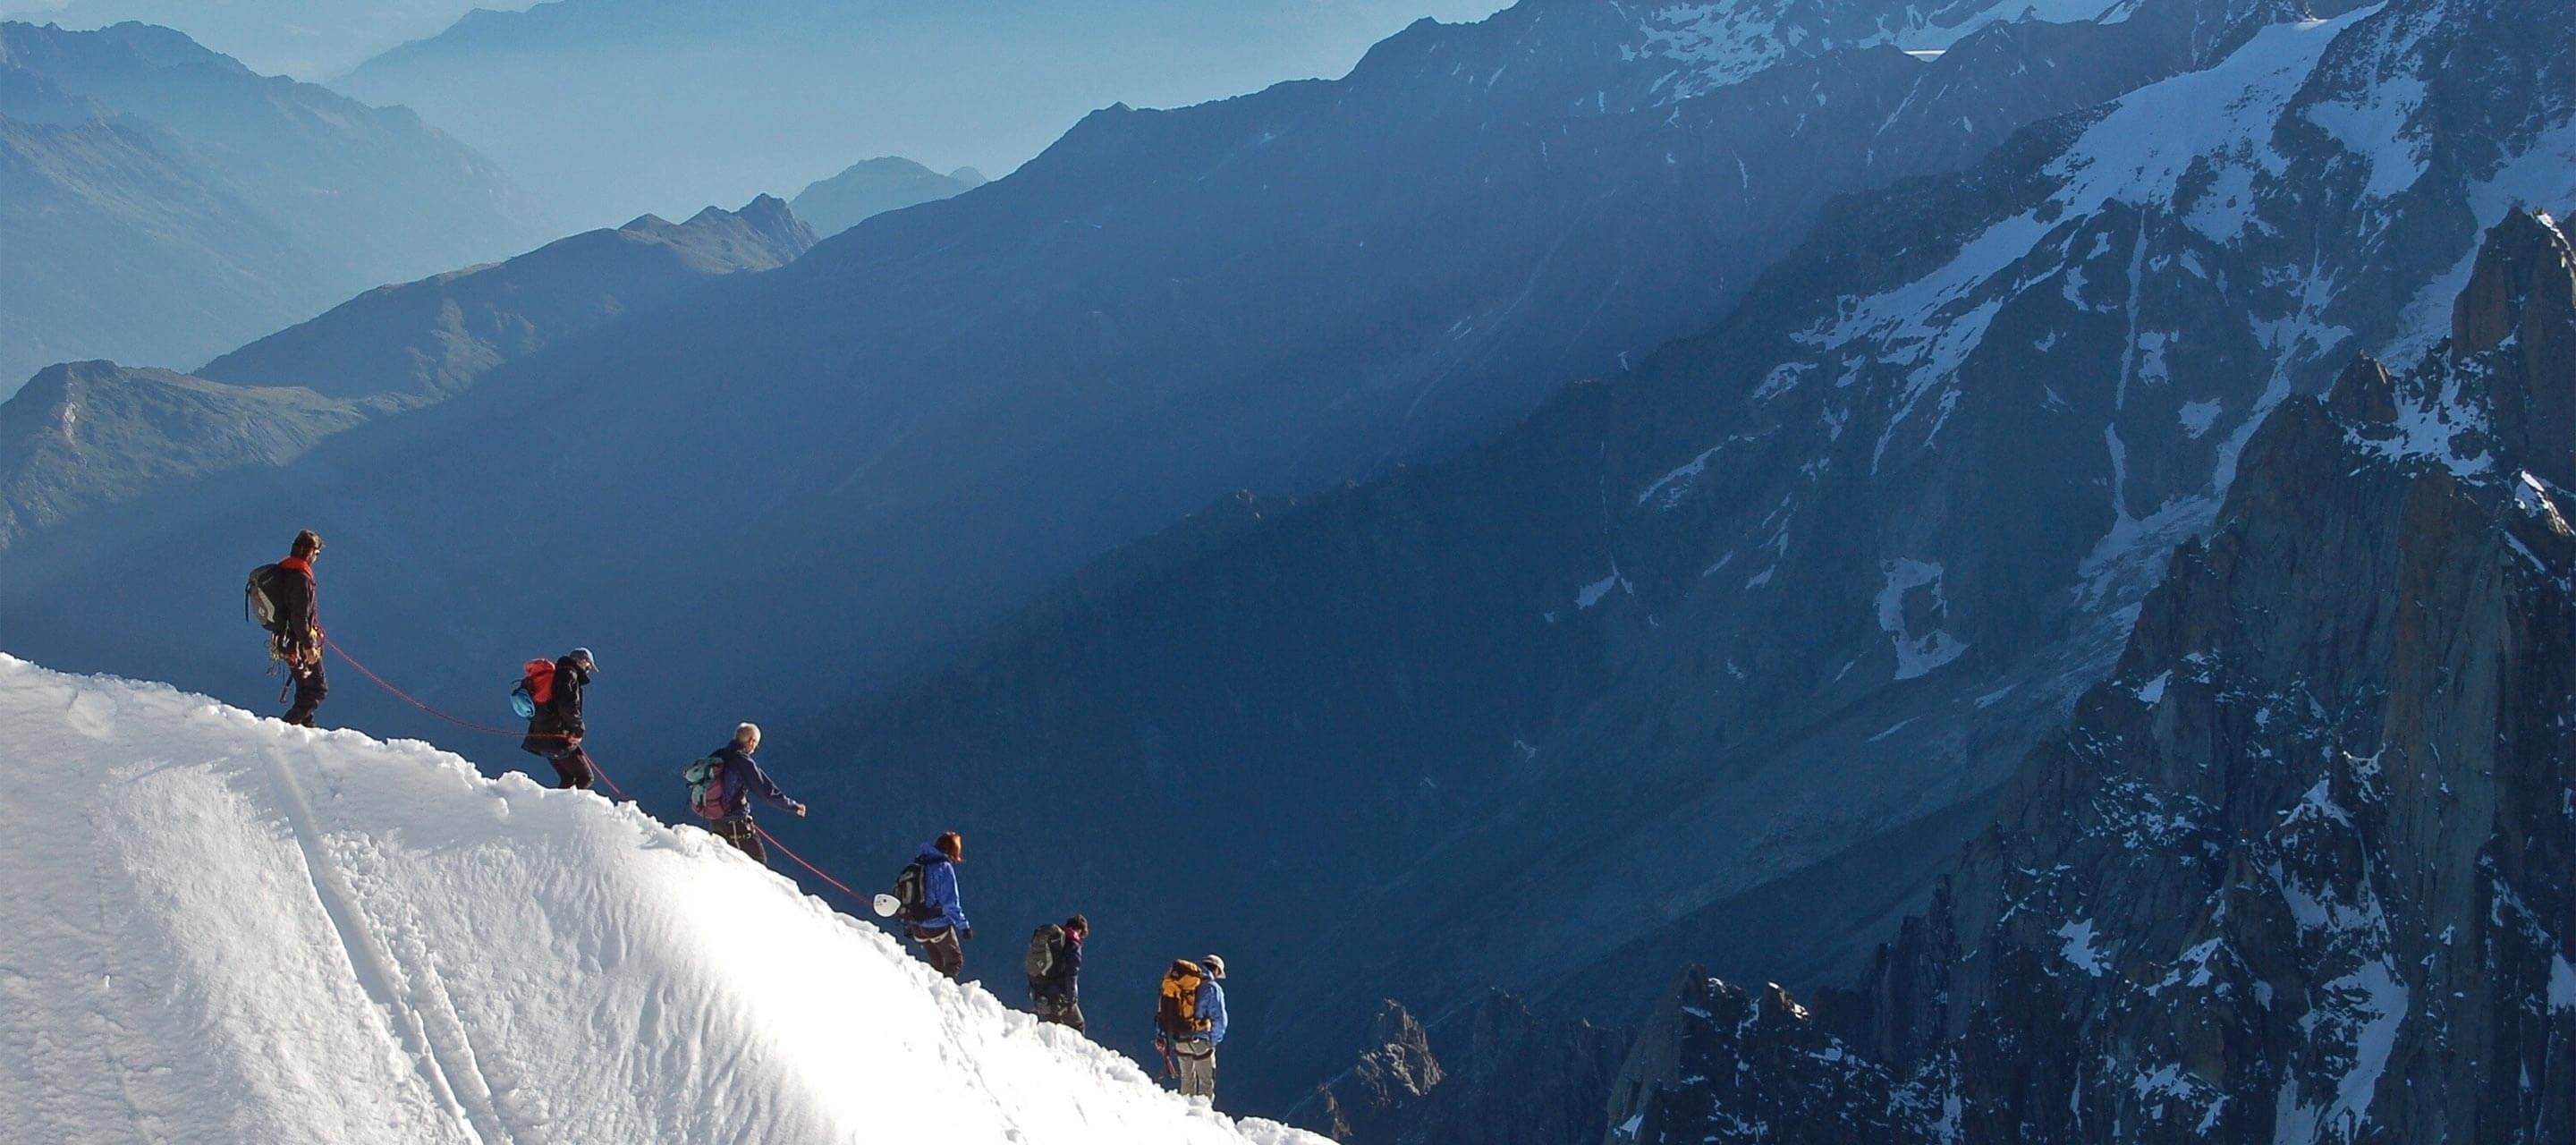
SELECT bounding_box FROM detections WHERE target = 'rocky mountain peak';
[1598,207,2576,1145]
[2452,208,2573,355]
[2444,210,2576,487]
[1299,990,1627,1144]
[2323,352,2399,426]
[1310,1000,1444,1142]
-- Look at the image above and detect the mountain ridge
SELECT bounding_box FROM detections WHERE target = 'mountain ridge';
[0,19,549,391]
[0,197,812,548]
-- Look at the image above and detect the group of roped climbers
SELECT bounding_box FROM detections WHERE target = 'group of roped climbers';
[244,529,1238,1103]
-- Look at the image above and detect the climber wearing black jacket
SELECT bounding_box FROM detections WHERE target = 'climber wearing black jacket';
[275,530,326,726]
[1030,914,1088,1031]
[521,648,597,790]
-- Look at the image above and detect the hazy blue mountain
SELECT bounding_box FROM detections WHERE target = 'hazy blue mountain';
[337,0,1536,226]
[0,360,377,547]
[205,196,816,399]
[0,71,317,395]
[789,157,983,237]
[0,198,812,547]
[0,0,532,77]
[0,0,2159,768]
[0,21,550,393]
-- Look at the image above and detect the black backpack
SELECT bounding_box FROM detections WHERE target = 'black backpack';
[891,861,939,923]
[1025,923,1065,980]
[244,564,290,635]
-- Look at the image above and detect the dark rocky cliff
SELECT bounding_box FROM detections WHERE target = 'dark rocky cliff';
[1301,992,1628,1145]
[1610,208,2576,1144]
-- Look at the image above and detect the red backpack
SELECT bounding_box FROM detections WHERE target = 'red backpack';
[510,658,557,717]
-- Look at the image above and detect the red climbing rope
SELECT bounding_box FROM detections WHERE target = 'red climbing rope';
[323,635,629,801]
[581,757,631,802]
[326,637,560,740]
[753,822,868,903]
[324,637,877,900]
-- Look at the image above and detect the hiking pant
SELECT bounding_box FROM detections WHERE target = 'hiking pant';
[714,818,766,864]
[1174,1039,1216,1099]
[1031,986,1085,1032]
[909,924,963,979]
[547,745,595,791]
[283,659,327,726]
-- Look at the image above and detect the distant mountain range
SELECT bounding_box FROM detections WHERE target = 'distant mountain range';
[0,0,2169,767]
[335,0,1519,225]
[0,0,529,77]
[790,157,985,238]
[202,196,814,399]
[0,198,812,547]
[0,21,550,393]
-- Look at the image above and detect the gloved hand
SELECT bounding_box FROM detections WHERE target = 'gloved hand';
[962,927,975,942]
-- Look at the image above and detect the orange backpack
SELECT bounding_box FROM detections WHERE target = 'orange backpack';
[1157,959,1211,1039]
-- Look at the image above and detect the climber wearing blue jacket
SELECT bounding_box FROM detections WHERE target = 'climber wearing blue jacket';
[1163,954,1228,1101]
[702,724,805,864]
[904,832,972,979]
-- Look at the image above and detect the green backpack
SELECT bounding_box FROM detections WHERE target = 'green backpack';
[682,756,728,819]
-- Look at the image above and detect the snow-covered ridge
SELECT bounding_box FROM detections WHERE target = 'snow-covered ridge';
[1628,0,2128,104]
[0,655,1320,1145]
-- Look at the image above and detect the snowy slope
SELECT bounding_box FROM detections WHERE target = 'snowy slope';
[0,654,1321,1145]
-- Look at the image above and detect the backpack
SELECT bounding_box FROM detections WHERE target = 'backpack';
[1157,959,1211,1039]
[682,756,729,820]
[510,658,557,719]
[244,564,289,636]
[891,861,940,923]
[1025,923,1065,980]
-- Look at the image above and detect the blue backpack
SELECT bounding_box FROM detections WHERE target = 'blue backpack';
[510,658,555,719]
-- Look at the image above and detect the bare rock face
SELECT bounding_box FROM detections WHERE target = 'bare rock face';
[1311,1002,1444,1142]
[1606,971,1921,1144]
[1613,210,2576,1143]
[1301,992,1627,1145]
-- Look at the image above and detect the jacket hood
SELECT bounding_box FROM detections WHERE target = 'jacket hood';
[916,843,951,864]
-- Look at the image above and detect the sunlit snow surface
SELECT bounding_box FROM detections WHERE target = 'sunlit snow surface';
[0,655,1322,1145]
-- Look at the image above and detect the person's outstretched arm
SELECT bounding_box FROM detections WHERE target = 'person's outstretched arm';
[747,760,802,814]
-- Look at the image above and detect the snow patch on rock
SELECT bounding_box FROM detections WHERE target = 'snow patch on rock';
[1877,558,1969,680]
